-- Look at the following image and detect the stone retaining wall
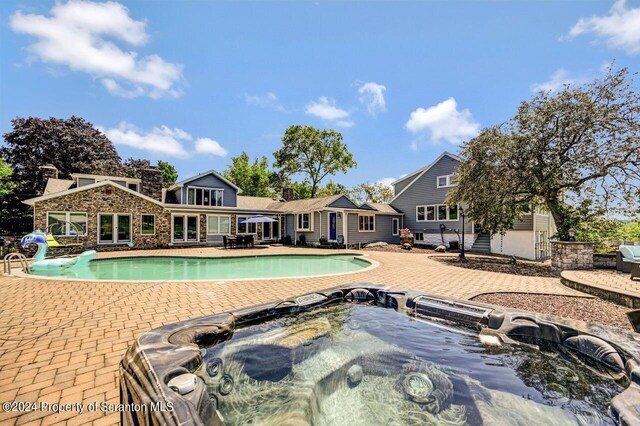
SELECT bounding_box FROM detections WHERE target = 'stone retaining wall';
[593,253,616,270]
[550,241,594,275]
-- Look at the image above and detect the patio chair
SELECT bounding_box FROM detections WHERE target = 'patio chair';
[222,236,235,249]
[334,235,345,249]
[245,235,254,248]
[616,245,640,273]
[236,235,245,248]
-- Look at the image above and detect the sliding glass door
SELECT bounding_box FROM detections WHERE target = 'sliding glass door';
[173,215,199,243]
[98,214,131,244]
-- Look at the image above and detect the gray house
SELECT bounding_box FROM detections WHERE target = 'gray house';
[389,152,555,260]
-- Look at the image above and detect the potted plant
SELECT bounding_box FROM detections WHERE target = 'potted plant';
[319,235,328,245]
[399,228,414,246]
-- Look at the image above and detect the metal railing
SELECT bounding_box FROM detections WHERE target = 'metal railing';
[3,252,31,275]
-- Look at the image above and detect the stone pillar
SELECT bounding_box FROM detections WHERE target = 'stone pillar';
[38,164,58,195]
[141,168,163,201]
[550,241,594,275]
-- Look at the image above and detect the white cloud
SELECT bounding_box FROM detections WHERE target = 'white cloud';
[306,96,350,121]
[102,123,227,158]
[376,177,395,187]
[194,138,228,157]
[358,82,387,116]
[566,0,640,55]
[10,0,183,98]
[409,141,418,151]
[245,92,285,111]
[103,122,192,158]
[405,98,480,145]
[336,120,355,128]
[531,69,588,93]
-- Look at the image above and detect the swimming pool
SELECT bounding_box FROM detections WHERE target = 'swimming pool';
[27,254,372,281]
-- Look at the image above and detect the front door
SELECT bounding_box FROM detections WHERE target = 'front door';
[329,212,337,241]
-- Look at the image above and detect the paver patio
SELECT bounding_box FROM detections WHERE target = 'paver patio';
[0,246,584,425]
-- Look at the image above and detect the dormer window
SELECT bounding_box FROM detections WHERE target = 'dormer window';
[187,187,223,206]
[437,174,456,188]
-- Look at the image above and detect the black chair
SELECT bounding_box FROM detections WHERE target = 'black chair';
[222,236,236,249]
[245,235,254,248]
[236,235,245,248]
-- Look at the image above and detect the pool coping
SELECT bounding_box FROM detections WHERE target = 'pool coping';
[9,252,379,283]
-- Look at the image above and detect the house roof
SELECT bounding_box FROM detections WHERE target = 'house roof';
[389,152,462,203]
[168,170,242,193]
[360,202,402,214]
[391,151,462,186]
[43,178,74,195]
[237,195,282,210]
[272,194,345,213]
[23,180,165,207]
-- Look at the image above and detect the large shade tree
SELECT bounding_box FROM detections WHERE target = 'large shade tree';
[223,152,277,197]
[273,125,357,198]
[448,67,640,240]
[1,116,123,233]
[349,182,394,205]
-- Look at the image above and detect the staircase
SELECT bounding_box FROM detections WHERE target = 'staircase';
[471,232,491,253]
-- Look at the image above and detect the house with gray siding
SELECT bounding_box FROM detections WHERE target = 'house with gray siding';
[389,152,555,260]
[24,165,402,250]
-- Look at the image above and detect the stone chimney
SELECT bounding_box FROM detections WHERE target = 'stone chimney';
[38,164,58,195]
[141,167,164,201]
[282,187,294,202]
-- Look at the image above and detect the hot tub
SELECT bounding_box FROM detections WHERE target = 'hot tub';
[119,285,640,425]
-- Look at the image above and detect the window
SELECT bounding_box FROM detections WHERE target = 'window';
[415,232,424,241]
[141,214,155,235]
[296,213,313,231]
[98,214,131,244]
[237,216,257,234]
[358,215,375,232]
[207,215,231,235]
[187,187,224,206]
[416,204,458,222]
[436,174,456,188]
[128,183,139,192]
[172,215,199,242]
[47,212,87,236]
[392,218,399,236]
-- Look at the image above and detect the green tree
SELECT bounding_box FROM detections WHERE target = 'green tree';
[157,160,178,187]
[223,152,276,197]
[349,182,393,205]
[121,158,151,178]
[273,125,357,198]
[317,180,349,197]
[448,67,640,240]
[1,116,123,233]
[0,158,13,197]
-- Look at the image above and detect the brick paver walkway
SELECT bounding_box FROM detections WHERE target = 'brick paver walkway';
[562,269,640,307]
[0,247,582,425]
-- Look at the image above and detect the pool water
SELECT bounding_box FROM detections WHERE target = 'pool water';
[28,254,370,281]
[198,303,625,426]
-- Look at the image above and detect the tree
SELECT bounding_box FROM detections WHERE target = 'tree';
[448,67,640,240]
[317,180,349,197]
[223,152,276,197]
[349,182,393,205]
[157,160,178,186]
[0,158,13,197]
[122,158,151,178]
[1,116,123,233]
[273,125,357,198]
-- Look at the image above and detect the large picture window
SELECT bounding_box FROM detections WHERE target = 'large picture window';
[207,215,231,235]
[237,216,257,234]
[358,215,375,232]
[98,214,131,244]
[141,214,155,235]
[296,213,312,231]
[47,212,87,236]
[187,187,223,206]
[416,204,458,222]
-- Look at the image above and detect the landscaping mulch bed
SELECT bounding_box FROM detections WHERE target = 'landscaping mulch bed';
[473,293,634,331]
[431,256,555,277]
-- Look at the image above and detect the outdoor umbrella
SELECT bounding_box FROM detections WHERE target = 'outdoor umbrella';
[239,215,278,224]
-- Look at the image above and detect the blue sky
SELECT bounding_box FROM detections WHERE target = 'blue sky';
[1,0,638,187]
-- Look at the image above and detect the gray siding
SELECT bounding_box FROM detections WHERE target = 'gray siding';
[284,214,295,240]
[328,196,359,209]
[180,174,237,207]
[346,213,401,245]
[393,177,414,196]
[390,155,472,234]
[512,214,533,231]
[534,214,552,233]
